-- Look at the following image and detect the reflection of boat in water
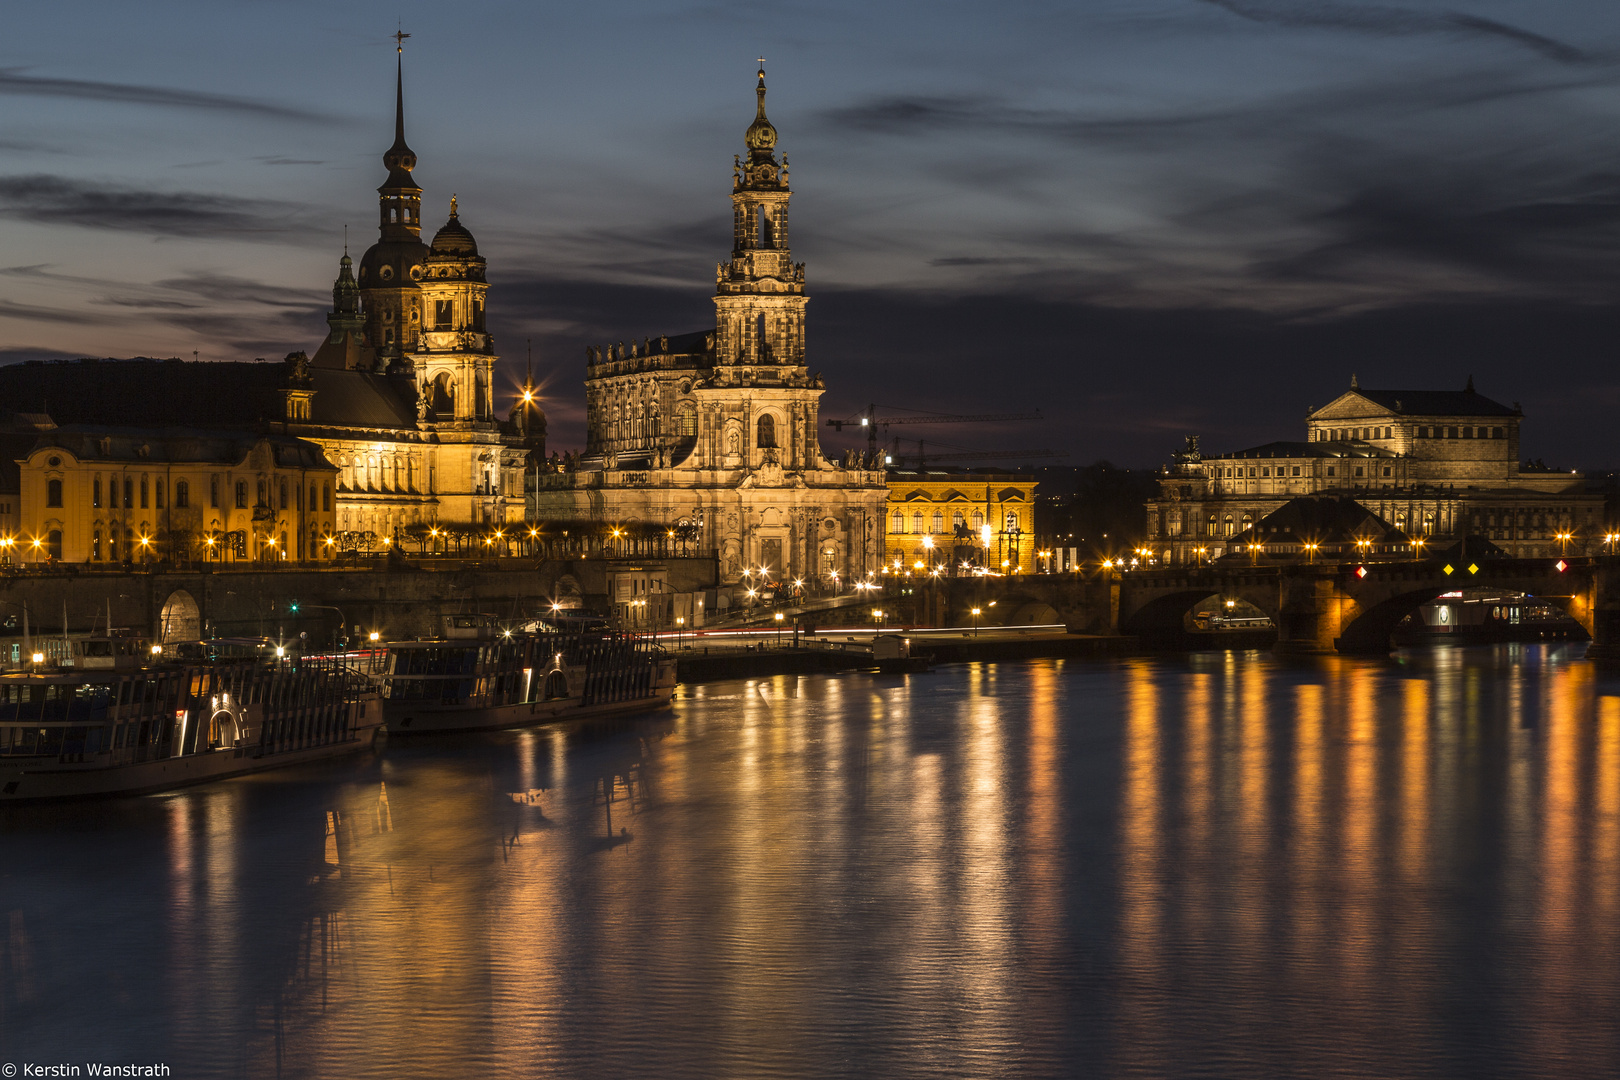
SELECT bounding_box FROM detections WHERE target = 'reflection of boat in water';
[380,614,676,734]
[0,633,382,801]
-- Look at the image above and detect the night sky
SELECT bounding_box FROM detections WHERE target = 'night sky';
[3,2,1619,468]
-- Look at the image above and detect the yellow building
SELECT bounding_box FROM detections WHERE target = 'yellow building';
[884,468,1037,574]
[8,422,336,565]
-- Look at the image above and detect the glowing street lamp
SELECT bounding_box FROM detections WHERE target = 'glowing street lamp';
[1303,541,1319,564]
[1411,537,1426,562]
[970,606,982,637]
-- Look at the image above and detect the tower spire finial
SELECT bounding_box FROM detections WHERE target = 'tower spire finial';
[450,193,458,218]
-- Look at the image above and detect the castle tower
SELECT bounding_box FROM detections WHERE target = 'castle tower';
[310,250,373,370]
[714,63,807,366]
[416,196,497,422]
[356,46,429,367]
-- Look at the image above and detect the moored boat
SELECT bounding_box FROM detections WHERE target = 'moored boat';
[0,633,382,802]
[379,614,676,734]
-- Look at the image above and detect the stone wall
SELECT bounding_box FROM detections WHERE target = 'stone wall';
[0,556,717,648]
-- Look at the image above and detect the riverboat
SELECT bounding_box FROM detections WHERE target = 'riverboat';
[379,614,677,734]
[0,633,382,802]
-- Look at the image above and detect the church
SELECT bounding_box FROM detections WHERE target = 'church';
[528,66,890,584]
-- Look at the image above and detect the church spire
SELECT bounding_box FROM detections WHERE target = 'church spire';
[378,33,421,240]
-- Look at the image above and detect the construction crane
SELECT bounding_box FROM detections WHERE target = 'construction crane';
[827,404,1044,456]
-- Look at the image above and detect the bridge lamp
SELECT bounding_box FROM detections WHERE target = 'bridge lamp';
[1304,542,1319,564]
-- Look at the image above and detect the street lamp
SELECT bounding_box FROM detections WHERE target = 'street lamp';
[1556,530,1573,556]
[970,606,982,637]
[775,610,785,647]
[1411,537,1426,562]
[1304,541,1319,564]
[676,615,685,648]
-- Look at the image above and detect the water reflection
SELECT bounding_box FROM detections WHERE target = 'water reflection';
[0,646,1617,1078]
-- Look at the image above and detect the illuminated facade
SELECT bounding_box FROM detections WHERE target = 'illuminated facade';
[9,422,335,564]
[883,469,1037,574]
[1148,378,1604,563]
[530,67,888,583]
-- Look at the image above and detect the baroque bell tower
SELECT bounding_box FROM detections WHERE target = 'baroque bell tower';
[714,63,807,366]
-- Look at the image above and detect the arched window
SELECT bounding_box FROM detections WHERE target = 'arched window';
[931,511,943,533]
[971,510,984,530]
[323,484,331,512]
[92,477,102,509]
[891,511,905,534]
[108,530,118,561]
[757,413,777,448]
[235,481,248,509]
[913,511,924,534]
[155,480,165,509]
[279,480,288,509]
[46,478,62,508]
[677,404,698,437]
[952,510,966,530]
[1005,511,1018,531]
[92,530,102,560]
[46,530,61,560]
[175,481,189,508]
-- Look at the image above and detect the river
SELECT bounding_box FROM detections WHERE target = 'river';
[2,644,1618,1078]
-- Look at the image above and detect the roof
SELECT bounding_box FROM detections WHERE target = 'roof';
[1211,440,1397,461]
[307,368,418,429]
[23,425,337,470]
[1228,497,1395,546]
[1319,387,1519,418]
[0,358,419,433]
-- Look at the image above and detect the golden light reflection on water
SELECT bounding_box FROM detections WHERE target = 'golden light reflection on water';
[8,646,1620,1079]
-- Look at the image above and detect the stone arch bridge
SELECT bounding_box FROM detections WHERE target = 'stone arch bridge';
[964,558,1620,656]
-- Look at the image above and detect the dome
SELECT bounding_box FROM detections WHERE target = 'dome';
[430,197,478,255]
[358,236,428,287]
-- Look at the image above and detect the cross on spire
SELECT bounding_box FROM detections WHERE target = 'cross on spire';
[394,29,410,52]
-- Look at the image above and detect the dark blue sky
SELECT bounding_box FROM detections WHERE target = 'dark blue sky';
[3,1,1620,467]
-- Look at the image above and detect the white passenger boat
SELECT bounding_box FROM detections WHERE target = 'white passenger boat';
[379,614,677,734]
[0,633,382,802]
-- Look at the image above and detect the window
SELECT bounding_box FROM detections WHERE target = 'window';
[280,480,288,509]
[46,478,62,508]
[309,485,316,510]
[473,300,484,331]
[913,511,924,534]
[235,481,248,509]
[109,530,118,561]
[435,300,453,330]
[971,510,984,530]
[1383,467,1392,477]
[175,481,189,508]
[1354,466,1364,477]
[1327,467,1336,477]
[952,510,965,530]
[123,479,133,508]
[92,530,102,560]
[677,404,697,437]
[323,485,331,512]
[155,480,164,509]
[931,511,943,533]
[1292,466,1301,476]
[210,476,219,508]
[139,478,148,509]
[46,530,61,561]
[1005,511,1018,531]
[256,480,266,506]
[92,477,102,509]
[757,413,776,448]
[1493,426,1504,439]
[891,511,905,534]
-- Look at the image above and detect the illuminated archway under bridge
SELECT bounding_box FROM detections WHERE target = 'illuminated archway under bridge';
[1112,557,1610,655]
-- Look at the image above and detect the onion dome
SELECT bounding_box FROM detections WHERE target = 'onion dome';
[430,195,478,255]
[744,65,777,158]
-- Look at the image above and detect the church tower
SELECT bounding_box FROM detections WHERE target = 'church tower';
[714,64,806,366]
[355,44,429,368]
[416,195,498,424]
[310,249,373,370]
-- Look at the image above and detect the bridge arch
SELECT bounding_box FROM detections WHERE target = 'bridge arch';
[159,589,200,642]
[1335,579,1591,653]
[1120,586,1280,643]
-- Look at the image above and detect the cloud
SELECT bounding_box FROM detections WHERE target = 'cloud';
[0,298,118,325]
[0,68,329,120]
[1195,2,1587,63]
[0,175,312,239]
